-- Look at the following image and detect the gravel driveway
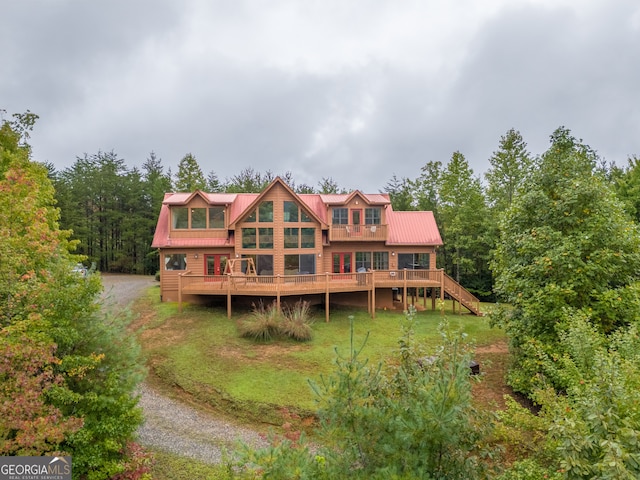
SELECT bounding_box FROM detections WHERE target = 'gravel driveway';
[100,274,267,464]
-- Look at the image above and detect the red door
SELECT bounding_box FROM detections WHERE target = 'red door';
[205,254,229,281]
[333,252,352,277]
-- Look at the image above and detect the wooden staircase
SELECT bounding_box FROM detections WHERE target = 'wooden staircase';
[442,273,483,316]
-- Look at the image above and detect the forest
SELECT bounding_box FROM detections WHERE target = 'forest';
[49,126,640,302]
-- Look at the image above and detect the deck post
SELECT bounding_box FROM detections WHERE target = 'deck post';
[403,268,408,312]
[276,275,281,313]
[226,274,232,319]
[371,270,376,319]
[325,273,330,322]
[440,269,445,315]
[178,272,183,313]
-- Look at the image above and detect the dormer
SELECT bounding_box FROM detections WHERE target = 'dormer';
[323,191,390,242]
[165,191,235,238]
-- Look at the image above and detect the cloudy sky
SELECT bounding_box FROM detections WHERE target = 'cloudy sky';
[2,0,639,192]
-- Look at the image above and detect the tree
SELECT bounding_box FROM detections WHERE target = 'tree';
[235,311,495,479]
[224,167,271,193]
[174,153,206,191]
[206,169,223,192]
[0,113,145,478]
[484,128,532,211]
[439,152,492,297]
[383,173,414,211]
[609,155,640,222]
[317,176,344,194]
[0,331,83,456]
[490,127,640,395]
[414,160,442,213]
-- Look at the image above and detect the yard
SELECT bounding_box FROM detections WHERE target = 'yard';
[132,285,510,428]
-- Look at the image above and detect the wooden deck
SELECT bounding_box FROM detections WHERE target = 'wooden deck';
[178,269,482,318]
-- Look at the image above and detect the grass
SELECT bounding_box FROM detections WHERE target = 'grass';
[135,288,507,425]
[149,449,232,480]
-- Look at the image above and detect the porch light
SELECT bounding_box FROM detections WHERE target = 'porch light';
[194,253,199,259]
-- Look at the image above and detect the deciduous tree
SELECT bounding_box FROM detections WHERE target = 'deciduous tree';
[491,127,640,394]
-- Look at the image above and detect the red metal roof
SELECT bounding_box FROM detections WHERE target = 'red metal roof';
[151,203,169,248]
[318,193,390,205]
[228,194,259,224]
[298,194,328,223]
[152,180,441,248]
[386,210,442,246]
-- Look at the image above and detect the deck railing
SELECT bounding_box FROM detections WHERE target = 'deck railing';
[178,268,482,315]
[329,224,388,241]
[180,268,444,294]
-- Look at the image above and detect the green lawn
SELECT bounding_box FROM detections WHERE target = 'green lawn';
[138,288,504,424]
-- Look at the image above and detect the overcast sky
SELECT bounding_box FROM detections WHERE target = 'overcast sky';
[2,0,639,192]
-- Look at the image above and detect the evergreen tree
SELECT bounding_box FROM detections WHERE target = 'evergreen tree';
[383,174,414,211]
[206,169,223,192]
[439,152,492,297]
[174,153,206,191]
[484,128,532,211]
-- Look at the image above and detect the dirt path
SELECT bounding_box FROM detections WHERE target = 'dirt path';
[100,274,267,464]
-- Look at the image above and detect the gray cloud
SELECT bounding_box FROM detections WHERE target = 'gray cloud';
[2,1,640,192]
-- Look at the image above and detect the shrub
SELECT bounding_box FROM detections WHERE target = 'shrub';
[238,301,282,342]
[238,300,314,342]
[234,308,498,479]
[280,300,314,341]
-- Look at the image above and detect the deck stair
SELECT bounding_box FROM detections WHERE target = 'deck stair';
[442,273,483,316]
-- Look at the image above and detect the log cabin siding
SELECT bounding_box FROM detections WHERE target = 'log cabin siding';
[151,177,483,315]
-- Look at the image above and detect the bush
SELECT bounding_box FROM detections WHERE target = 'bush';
[238,301,281,342]
[234,308,497,479]
[238,300,314,342]
[280,300,314,341]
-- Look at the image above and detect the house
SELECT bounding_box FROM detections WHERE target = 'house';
[151,177,481,320]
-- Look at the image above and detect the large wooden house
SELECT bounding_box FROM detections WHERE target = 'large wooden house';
[151,177,481,320]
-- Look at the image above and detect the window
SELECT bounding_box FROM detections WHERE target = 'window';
[373,252,389,270]
[243,254,273,275]
[332,208,348,225]
[246,210,256,222]
[301,228,315,248]
[259,201,273,222]
[209,207,225,228]
[191,208,206,229]
[284,254,315,274]
[165,253,186,270]
[398,253,430,269]
[365,208,381,225]
[242,228,256,248]
[284,228,299,248]
[259,228,274,249]
[301,211,312,222]
[300,254,315,274]
[355,252,372,271]
[172,208,189,229]
[284,201,298,222]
